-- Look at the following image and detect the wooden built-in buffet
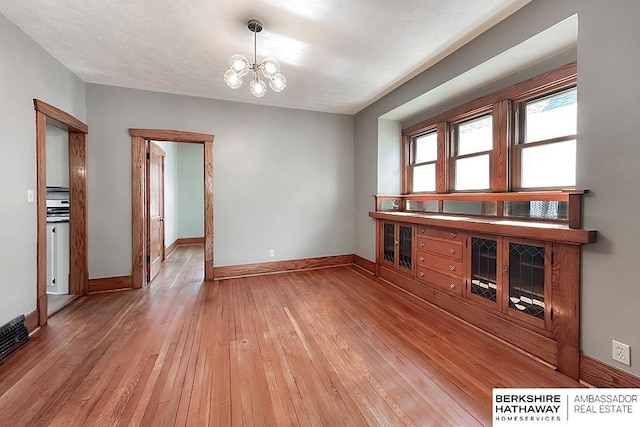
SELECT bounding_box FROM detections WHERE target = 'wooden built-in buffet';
[370,191,596,380]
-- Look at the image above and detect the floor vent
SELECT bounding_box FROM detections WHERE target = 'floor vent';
[0,315,29,363]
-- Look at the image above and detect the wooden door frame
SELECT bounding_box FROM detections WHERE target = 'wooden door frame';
[129,129,214,287]
[147,142,166,282]
[34,100,89,327]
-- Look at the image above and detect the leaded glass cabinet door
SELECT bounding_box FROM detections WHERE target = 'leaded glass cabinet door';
[397,224,414,272]
[503,239,551,329]
[468,236,502,309]
[381,222,395,267]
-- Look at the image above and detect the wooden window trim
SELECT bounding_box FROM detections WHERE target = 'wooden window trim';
[402,62,577,195]
[512,85,578,190]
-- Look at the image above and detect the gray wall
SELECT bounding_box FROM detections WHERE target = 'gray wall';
[177,144,204,239]
[86,84,354,275]
[377,119,402,195]
[0,13,85,325]
[354,0,640,376]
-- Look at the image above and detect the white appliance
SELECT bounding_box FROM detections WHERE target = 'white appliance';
[46,223,69,294]
[46,187,70,295]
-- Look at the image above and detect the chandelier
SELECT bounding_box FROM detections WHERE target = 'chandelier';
[224,19,287,97]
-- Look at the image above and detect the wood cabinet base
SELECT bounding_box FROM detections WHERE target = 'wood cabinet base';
[372,213,595,380]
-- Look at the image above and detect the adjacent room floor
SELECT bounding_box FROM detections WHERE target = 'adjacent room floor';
[0,245,580,426]
[47,293,76,317]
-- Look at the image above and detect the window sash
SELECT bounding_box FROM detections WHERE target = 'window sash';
[513,88,578,190]
[411,132,438,165]
[513,139,577,190]
[450,112,493,192]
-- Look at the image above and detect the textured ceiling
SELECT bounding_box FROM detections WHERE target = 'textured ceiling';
[0,0,530,114]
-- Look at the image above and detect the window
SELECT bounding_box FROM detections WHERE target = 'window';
[409,131,437,192]
[515,88,577,189]
[402,62,577,194]
[451,114,492,191]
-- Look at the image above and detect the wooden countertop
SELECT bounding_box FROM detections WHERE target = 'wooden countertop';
[369,211,597,245]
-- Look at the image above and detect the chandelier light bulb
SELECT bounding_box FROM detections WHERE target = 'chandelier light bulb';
[269,73,287,92]
[224,69,243,89]
[261,57,280,79]
[250,77,267,97]
[223,19,286,97]
[229,54,249,76]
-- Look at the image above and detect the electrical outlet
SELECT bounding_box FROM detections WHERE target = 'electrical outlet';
[612,340,631,366]
[27,189,34,203]
[269,249,275,258]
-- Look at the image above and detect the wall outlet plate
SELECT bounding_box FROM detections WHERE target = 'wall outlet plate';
[269,249,275,258]
[612,340,631,366]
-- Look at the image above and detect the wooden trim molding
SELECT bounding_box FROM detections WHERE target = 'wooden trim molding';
[36,111,47,327]
[214,255,355,280]
[370,211,595,245]
[580,354,640,388]
[129,128,214,143]
[204,139,214,281]
[69,132,88,295]
[34,100,88,134]
[89,275,134,293]
[166,239,179,257]
[131,136,146,289]
[130,129,215,287]
[34,100,89,328]
[353,255,376,274]
[176,237,205,245]
[25,310,39,334]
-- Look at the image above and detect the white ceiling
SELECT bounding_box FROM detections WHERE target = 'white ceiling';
[0,0,531,114]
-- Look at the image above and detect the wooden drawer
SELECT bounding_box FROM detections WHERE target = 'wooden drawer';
[417,225,464,242]
[416,237,463,260]
[416,252,463,278]
[416,267,463,296]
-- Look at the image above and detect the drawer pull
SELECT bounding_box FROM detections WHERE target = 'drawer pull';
[419,256,425,262]
[450,232,456,238]
[450,265,456,271]
[419,242,424,248]
[420,228,425,234]
[394,240,399,245]
[419,271,424,277]
[449,248,455,254]
[450,283,456,289]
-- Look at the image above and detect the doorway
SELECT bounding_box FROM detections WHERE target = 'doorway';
[129,129,214,288]
[34,100,89,327]
[148,142,166,282]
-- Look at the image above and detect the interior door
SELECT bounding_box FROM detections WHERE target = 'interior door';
[147,142,166,282]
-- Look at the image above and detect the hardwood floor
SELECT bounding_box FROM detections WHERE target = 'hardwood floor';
[0,245,580,426]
